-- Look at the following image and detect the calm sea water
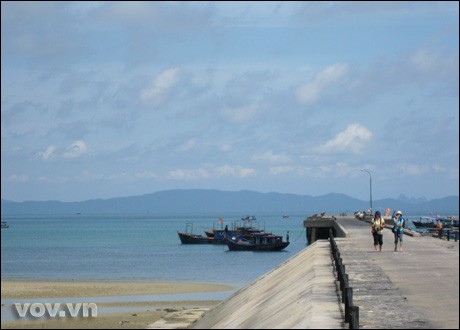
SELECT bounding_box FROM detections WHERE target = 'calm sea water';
[1,213,309,288]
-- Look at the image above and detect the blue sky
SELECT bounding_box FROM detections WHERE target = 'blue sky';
[1,1,459,202]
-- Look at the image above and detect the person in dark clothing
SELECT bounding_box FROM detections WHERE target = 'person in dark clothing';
[371,211,385,251]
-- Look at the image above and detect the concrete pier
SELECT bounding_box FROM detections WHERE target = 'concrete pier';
[304,213,344,243]
[190,215,459,329]
[333,216,459,329]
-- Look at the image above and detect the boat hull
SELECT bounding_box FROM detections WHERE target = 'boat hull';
[177,231,226,244]
[226,239,289,251]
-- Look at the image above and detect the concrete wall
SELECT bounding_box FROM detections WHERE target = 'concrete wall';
[190,241,343,329]
[304,214,347,243]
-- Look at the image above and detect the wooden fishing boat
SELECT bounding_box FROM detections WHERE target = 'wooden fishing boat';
[226,232,289,251]
[177,231,223,244]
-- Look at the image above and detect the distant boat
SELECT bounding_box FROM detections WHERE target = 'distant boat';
[204,228,243,240]
[412,216,458,229]
[178,222,238,244]
[226,232,290,251]
[177,231,224,244]
[1,221,9,229]
[282,215,289,219]
[241,215,256,221]
[178,219,272,245]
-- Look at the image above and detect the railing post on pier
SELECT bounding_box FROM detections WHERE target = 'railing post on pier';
[329,228,359,329]
[350,306,359,329]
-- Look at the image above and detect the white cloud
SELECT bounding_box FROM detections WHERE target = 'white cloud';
[177,138,198,152]
[63,140,88,159]
[410,50,436,74]
[396,163,429,176]
[221,103,264,123]
[269,165,312,176]
[432,164,445,173]
[216,165,256,178]
[296,63,348,104]
[168,164,256,180]
[269,163,355,178]
[317,124,373,154]
[8,174,29,182]
[168,168,210,180]
[318,162,356,177]
[140,68,180,105]
[252,151,290,164]
[37,176,69,184]
[37,145,56,160]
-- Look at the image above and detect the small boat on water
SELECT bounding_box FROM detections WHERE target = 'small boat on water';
[204,228,243,240]
[178,217,274,245]
[178,222,240,244]
[177,231,222,244]
[1,221,9,229]
[226,232,289,251]
[412,216,458,229]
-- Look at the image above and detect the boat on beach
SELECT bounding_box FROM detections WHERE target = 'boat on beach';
[226,232,290,251]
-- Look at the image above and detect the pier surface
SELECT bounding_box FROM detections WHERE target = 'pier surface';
[191,215,459,329]
[334,216,459,329]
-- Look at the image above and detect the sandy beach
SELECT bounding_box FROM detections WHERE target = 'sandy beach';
[1,280,233,329]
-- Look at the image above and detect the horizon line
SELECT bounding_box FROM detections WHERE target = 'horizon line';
[1,188,458,204]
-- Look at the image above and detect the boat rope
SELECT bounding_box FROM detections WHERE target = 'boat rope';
[291,227,306,243]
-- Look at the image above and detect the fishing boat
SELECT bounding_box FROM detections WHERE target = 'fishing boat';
[226,232,289,251]
[178,223,237,244]
[204,226,243,240]
[412,217,436,228]
[177,231,221,244]
[205,220,268,239]
[412,216,458,229]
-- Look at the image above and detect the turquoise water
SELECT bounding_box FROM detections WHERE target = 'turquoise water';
[1,213,308,287]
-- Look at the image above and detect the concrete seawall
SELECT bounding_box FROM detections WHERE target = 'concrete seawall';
[190,215,459,329]
[190,240,343,329]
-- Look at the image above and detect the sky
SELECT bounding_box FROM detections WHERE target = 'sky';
[1,1,459,202]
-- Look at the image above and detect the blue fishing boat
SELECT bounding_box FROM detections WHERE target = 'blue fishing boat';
[226,232,289,251]
[178,223,242,244]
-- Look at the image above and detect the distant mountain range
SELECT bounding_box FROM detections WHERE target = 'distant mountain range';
[1,189,458,215]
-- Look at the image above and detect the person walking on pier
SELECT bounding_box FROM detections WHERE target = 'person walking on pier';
[393,210,405,252]
[371,211,385,251]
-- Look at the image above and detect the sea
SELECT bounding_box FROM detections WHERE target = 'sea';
[1,212,309,288]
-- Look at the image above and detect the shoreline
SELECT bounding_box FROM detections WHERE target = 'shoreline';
[1,279,233,329]
[1,279,234,299]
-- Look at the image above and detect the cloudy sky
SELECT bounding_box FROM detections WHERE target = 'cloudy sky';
[1,1,459,202]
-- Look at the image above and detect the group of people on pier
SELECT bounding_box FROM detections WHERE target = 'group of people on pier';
[370,210,405,252]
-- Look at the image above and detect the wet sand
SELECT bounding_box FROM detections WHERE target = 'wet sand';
[1,280,233,299]
[1,280,232,329]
